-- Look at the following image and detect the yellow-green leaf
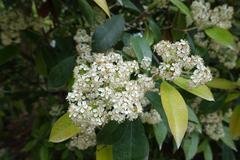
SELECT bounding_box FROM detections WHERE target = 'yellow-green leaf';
[49,113,80,143]
[94,0,111,17]
[160,81,188,148]
[207,78,238,90]
[230,105,240,139]
[170,0,191,17]
[174,77,214,101]
[96,145,113,160]
[205,27,235,48]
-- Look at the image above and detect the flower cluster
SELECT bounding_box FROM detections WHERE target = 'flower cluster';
[0,10,53,46]
[191,0,234,29]
[67,30,156,149]
[200,112,225,140]
[194,32,239,69]
[141,109,161,124]
[0,10,30,45]
[153,40,212,87]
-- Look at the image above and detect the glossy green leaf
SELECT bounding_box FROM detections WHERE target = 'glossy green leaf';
[160,81,188,148]
[183,133,199,160]
[205,27,235,48]
[94,0,110,17]
[48,56,75,88]
[130,35,152,62]
[170,0,191,17]
[153,122,168,150]
[230,105,240,139]
[221,126,237,151]
[49,113,80,143]
[148,18,161,42]
[174,77,214,101]
[92,15,125,52]
[207,78,238,90]
[112,120,149,160]
[118,0,140,12]
[96,145,113,160]
[78,0,95,24]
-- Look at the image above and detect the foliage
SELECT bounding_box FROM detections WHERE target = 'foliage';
[0,0,240,160]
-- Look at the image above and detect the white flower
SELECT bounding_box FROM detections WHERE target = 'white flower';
[191,0,233,29]
[141,109,162,124]
[67,50,155,149]
[154,40,212,86]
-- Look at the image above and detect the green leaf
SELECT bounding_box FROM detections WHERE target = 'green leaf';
[205,27,235,48]
[97,121,126,145]
[112,120,149,160]
[153,122,168,150]
[118,0,140,12]
[94,0,111,17]
[35,52,48,76]
[0,45,19,65]
[207,78,238,90]
[230,105,240,139]
[40,146,50,160]
[160,81,188,148]
[199,92,227,113]
[48,56,75,88]
[96,145,113,160]
[183,133,199,160]
[78,0,95,24]
[174,77,214,101]
[170,0,191,17]
[148,18,161,42]
[198,140,213,160]
[221,126,237,151]
[49,113,80,143]
[221,144,236,160]
[130,35,152,62]
[92,15,125,52]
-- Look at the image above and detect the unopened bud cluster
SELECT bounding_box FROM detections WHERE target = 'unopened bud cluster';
[153,40,212,87]
[191,0,234,29]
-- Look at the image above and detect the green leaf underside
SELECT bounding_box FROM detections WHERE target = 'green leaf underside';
[49,113,80,143]
[183,133,199,160]
[221,126,237,151]
[174,77,214,101]
[160,81,188,148]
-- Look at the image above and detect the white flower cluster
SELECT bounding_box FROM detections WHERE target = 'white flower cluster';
[141,109,161,124]
[191,0,234,29]
[0,10,29,45]
[0,10,53,46]
[153,40,212,87]
[140,57,152,70]
[73,29,93,63]
[200,112,224,140]
[194,31,239,69]
[69,131,96,150]
[209,41,238,69]
[67,30,156,149]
